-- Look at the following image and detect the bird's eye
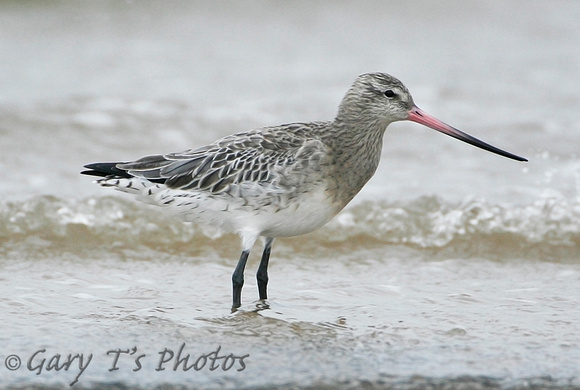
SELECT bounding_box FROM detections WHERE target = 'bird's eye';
[384,90,396,98]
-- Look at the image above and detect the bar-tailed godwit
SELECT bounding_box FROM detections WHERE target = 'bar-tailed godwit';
[82,73,527,309]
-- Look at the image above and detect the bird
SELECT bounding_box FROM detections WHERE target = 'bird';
[82,72,527,310]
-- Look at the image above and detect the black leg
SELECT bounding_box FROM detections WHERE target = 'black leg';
[256,238,274,300]
[232,250,250,310]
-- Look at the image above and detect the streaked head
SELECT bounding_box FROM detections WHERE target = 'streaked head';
[338,73,415,125]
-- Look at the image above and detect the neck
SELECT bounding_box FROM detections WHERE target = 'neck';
[320,111,388,206]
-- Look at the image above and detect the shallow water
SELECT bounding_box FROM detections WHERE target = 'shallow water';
[1,1,580,389]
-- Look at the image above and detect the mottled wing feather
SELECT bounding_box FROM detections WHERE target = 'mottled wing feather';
[116,123,331,195]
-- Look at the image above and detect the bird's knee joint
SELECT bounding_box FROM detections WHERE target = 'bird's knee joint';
[256,271,268,283]
[232,274,244,287]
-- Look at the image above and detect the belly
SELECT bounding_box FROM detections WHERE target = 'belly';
[256,189,342,237]
[142,183,343,238]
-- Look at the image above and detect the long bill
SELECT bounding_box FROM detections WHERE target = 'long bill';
[407,106,528,162]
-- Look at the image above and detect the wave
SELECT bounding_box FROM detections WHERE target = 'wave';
[1,195,579,262]
[318,195,580,262]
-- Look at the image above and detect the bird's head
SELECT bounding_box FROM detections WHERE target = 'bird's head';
[338,72,527,162]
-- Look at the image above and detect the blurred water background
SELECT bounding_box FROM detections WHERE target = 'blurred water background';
[1,1,579,389]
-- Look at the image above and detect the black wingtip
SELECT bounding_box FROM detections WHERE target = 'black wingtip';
[81,162,131,178]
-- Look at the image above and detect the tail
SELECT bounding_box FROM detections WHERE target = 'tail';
[81,162,160,197]
[81,162,167,198]
[81,162,132,179]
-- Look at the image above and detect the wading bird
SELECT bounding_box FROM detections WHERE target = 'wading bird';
[82,73,527,310]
